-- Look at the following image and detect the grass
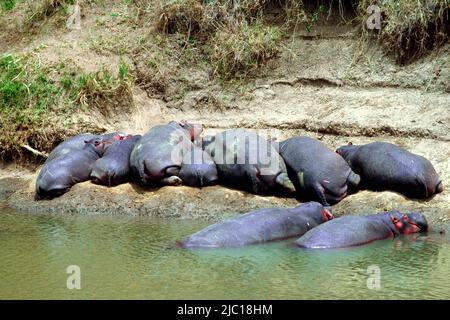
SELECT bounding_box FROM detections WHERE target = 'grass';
[0,54,134,160]
[210,20,282,78]
[358,0,450,63]
[154,0,286,78]
[0,0,17,12]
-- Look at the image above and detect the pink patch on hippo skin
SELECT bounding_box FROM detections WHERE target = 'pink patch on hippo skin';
[323,179,330,184]
[321,209,334,222]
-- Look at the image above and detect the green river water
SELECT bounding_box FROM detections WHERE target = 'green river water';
[0,206,449,299]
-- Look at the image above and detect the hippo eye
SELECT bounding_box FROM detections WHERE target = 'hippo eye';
[403,215,409,221]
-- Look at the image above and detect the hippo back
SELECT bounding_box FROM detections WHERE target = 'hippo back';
[295,214,396,249]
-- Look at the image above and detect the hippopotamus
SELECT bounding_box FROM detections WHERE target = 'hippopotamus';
[130,121,202,186]
[180,201,333,248]
[35,138,110,200]
[178,145,218,187]
[90,134,142,186]
[336,142,443,199]
[46,132,126,162]
[203,129,295,194]
[279,136,360,207]
[295,211,428,249]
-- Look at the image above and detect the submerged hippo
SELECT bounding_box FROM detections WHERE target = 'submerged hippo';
[179,201,333,248]
[35,138,109,200]
[336,142,443,199]
[178,145,218,187]
[130,121,202,186]
[204,129,295,194]
[279,136,360,207]
[295,211,428,249]
[91,135,142,186]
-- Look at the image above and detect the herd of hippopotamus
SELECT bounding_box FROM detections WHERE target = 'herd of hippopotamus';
[35,120,443,249]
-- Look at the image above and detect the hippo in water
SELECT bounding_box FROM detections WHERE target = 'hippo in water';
[295,211,428,249]
[178,145,218,187]
[35,138,110,200]
[203,129,295,194]
[279,136,360,207]
[130,121,202,186]
[91,134,142,186]
[179,201,333,248]
[336,142,443,199]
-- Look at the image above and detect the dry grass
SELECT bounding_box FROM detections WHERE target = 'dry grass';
[358,0,450,63]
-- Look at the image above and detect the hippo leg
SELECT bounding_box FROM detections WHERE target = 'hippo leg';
[165,166,180,177]
[247,167,262,194]
[275,173,296,193]
[312,182,331,208]
[161,176,183,186]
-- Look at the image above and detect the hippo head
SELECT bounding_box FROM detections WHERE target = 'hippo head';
[112,133,132,141]
[336,142,359,161]
[84,138,110,156]
[389,211,428,234]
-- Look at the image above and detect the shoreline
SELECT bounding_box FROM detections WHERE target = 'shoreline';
[1,165,449,230]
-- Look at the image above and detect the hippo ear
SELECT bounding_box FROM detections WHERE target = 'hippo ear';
[348,142,353,146]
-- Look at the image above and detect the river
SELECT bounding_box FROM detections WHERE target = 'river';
[0,206,449,299]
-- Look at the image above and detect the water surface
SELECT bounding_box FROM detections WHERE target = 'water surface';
[0,207,449,299]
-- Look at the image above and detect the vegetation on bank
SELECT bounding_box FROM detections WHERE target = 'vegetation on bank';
[358,0,450,63]
[0,0,449,160]
[0,53,133,160]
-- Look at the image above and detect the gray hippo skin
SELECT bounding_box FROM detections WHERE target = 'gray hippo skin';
[295,211,428,249]
[204,129,295,194]
[336,142,443,199]
[35,138,109,200]
[178,145,218,187]
[46,132,126,162]
[130,121,202,186]
[91,135,142,186]
[180,201,334,248]
[279,136,360,207]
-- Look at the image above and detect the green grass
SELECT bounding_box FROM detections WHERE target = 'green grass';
[0,54,133,159]
[0,0,17,11]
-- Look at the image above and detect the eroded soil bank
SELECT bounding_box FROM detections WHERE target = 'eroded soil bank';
[1,1,449,228]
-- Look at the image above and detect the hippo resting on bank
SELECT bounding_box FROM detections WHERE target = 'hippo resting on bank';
[180,202,333,248]
[295,211,428,249]
[91,135,142,186]
[35,138,110,200]
[203,129,295,194]
[336,142,443,199]
[279,136,360,207]
[178,145,218,187]
[46,132,126,162]
[130,121,205,186]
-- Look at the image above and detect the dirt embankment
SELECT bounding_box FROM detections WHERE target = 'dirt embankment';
[1,1,449,226]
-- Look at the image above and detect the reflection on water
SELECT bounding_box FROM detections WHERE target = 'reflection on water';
[0,208,449,299]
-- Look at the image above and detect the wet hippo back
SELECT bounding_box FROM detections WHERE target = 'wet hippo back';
[295,211,428,249]
[180,201,331,248]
